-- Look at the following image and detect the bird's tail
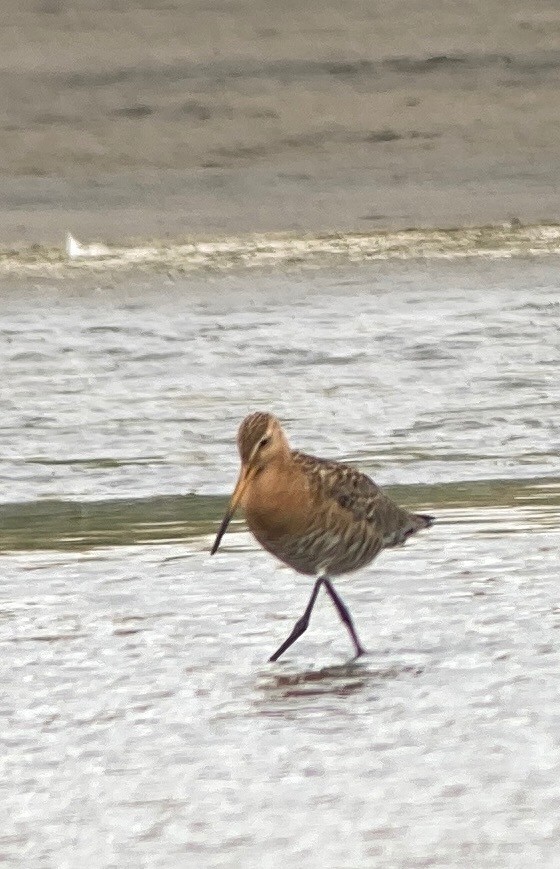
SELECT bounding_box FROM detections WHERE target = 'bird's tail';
[386,511,435,548]
[414,513,435,529]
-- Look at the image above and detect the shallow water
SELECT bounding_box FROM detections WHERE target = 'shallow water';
[1,258,560,867]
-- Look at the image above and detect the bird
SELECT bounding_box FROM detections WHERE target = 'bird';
[65,232,110,260]
[211,412,434,662]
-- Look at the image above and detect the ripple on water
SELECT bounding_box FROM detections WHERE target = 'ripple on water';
[1,258,560,500]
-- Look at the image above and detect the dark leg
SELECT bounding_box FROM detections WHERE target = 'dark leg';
[269,577,324,662]
[323,577,367,657]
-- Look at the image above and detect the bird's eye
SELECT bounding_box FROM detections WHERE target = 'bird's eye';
[259,436,271,448]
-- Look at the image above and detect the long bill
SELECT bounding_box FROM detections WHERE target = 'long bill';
[210,467,250,555]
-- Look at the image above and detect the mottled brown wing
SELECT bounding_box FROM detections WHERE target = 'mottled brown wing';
[292,450,383,516]
[292,450,422,547]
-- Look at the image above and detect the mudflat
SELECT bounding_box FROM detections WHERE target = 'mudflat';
[2,0,560,244]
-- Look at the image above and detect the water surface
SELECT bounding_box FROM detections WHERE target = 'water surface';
[1,258,560,867]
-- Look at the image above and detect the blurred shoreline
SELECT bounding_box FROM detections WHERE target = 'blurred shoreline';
[2,0,560,245]
[2,223,560,279]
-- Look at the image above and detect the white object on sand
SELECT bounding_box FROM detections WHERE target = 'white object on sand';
[66,232,110,259]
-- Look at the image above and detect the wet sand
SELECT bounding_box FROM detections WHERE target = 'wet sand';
[2,0,560,245]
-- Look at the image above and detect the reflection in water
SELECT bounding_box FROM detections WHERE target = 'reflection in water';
[256,661,423,704]
[260,661,369,700]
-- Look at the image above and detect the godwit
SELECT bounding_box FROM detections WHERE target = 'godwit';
[211,412,434,661]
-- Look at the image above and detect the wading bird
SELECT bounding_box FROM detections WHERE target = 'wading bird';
[211,412,434,661]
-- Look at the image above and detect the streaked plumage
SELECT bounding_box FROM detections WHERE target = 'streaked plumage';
[212,412,434,661]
